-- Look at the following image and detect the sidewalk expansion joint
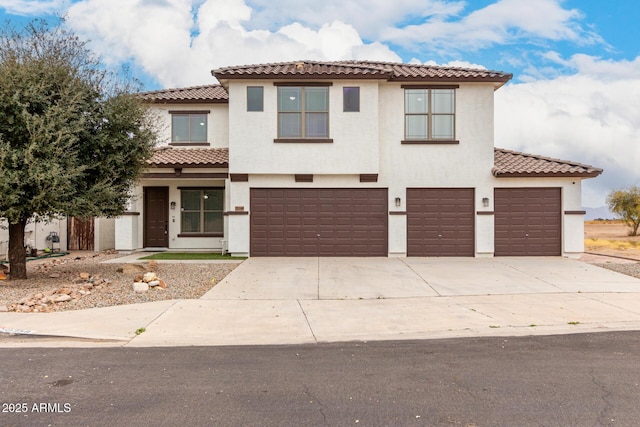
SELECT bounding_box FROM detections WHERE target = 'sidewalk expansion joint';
[398,258,441,296]
[125,300,182,345]
[297,300,318,343]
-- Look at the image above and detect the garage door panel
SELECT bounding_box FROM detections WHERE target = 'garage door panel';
[250,188,388,256]
[494,188,561,256]
[407,188,475,257]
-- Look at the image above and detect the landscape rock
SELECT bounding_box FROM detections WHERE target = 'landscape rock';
[54,294,73,303]
[134,274,144,283]
[121,264,146,274]
[79,272,90,280]
[158,279,168,289]
[146,260,159,272]
[132,282,149,293]
[143,272,158,283]
[148,280,160,287]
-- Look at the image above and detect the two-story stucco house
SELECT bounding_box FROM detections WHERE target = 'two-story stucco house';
[113,60,602,258]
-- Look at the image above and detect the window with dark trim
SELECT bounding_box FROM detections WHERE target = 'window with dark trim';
[277,86,329,138]
[343,87,360,112]
[404,88,455,141]
[180,188,223,235]
[171,111,208,143]
[247,86,264,112]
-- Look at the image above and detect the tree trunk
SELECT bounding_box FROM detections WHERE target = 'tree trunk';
[8,219,28,280]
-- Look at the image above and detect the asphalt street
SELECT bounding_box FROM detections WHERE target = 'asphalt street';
[2,331,640,426]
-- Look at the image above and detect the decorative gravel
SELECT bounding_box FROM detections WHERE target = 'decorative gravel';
[594,262,640,279]
[0,252,239,312]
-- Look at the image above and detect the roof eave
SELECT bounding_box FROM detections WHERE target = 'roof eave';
[212,73,386,81]
[147,162,229,169]
[144,98,228,105]
[492,170,603,179]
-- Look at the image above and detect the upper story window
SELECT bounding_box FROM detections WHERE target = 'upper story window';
[277,85,330,140]
[247,86,264,112]
[170,110,209,145]
[343,87,360,112]
[403,87,456,143]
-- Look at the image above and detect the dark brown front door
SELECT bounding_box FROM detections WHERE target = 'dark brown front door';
[144,187,169,248]
[494,188,561,256]
[407,188,475,256]
[250,188,388,256]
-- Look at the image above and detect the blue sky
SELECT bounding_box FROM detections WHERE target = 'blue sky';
[0,0,638,209]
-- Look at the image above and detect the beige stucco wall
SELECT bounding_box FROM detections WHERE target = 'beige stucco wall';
[115,175,228,252]
[227,81,379,174]
[117,81,588,256]
[151,103,229,148]
[224,78,587,257]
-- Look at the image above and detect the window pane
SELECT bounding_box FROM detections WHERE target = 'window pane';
[432,115,454,139]
[171,115,189,142]
[343,87,360,112]
[189,114,207,142]
[181,212,200,233]
[181,190,200,211]
[305,113,328,137]
[305,87,328,112]
[406,115,428,139]
[203,189,223,210]
[432,89,454,114]
[204,212,223,233]
[278,113,301,137]
[405,89,428,114]
[247,86,264,112]
[278,87,301,112]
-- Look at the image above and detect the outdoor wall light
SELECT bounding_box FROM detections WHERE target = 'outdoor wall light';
[395,197,401,207]
[482,197,490,207]
[170,201,176,210]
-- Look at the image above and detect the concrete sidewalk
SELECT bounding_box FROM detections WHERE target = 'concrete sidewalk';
[1,256,640,347]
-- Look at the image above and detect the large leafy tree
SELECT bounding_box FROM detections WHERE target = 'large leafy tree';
[607,186,640,236]
[0,21,157,279]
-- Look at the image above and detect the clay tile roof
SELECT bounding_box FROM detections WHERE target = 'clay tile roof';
[493,148,602,178]
[147,147,228,168]
[138,84,228,104]
[212,60,512,86]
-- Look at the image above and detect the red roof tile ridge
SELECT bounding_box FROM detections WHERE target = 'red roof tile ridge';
[495,147,600,170]
[212,60,512,80]
[139,84,223,96]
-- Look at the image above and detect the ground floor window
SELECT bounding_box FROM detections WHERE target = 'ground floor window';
[180,188,223,235]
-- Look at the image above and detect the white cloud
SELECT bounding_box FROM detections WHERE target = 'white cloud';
[419,59,487,69]
[64,0,400,88]
[0,0,69,15]
[243,0,464,40]
[495,55,640,207]
[381,0,601,52]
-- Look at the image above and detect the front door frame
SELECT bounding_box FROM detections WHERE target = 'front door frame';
[143,186,169,248]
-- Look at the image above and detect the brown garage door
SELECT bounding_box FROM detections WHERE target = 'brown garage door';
[494,188,561,256]
[407,188,475,256]
[250,188,388,256]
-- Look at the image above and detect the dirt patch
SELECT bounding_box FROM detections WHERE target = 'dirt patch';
[584,220,640,260]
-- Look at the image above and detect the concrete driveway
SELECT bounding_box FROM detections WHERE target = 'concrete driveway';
[202,256,640,300]
[4,256,640,347]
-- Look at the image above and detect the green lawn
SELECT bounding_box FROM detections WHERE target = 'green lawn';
[139,252,246,261]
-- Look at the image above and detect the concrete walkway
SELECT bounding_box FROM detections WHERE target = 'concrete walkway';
[1,256,640,347]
